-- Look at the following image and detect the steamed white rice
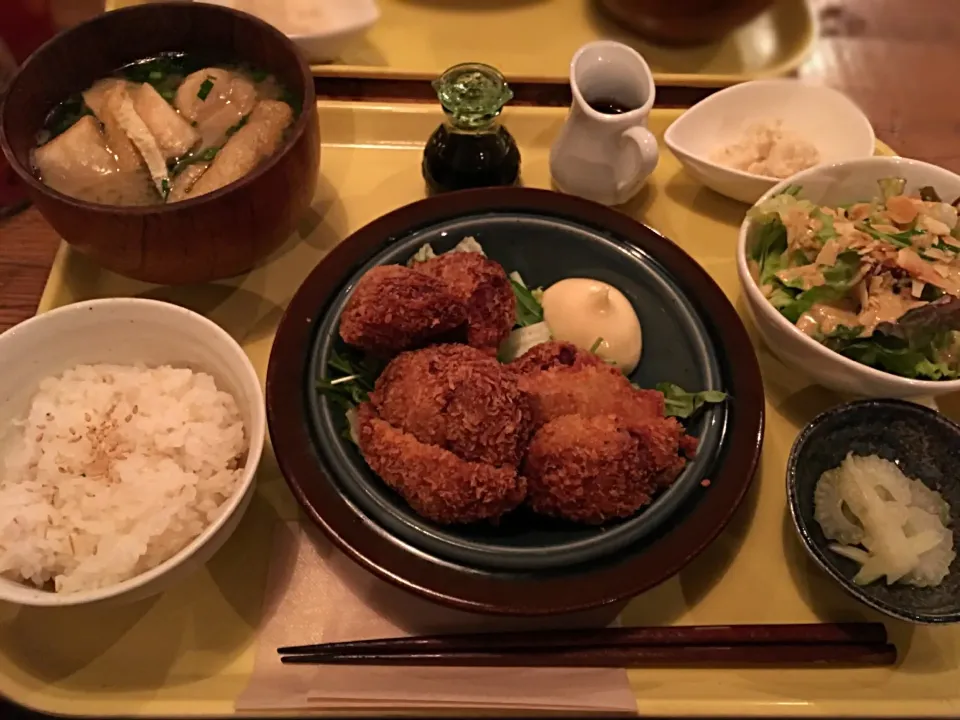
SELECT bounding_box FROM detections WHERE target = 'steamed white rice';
[0,364,247,594]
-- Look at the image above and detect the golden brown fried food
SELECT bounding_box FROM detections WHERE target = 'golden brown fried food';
[522,414,661,524]
[516,361,665,429]
[523,413,689,524]
[510,341,605,375]
[512,341,664,428]
[357,403,528,525]
[370,344,533,466]
[513,340,696,523]
[418,253,515,352]
[631,416,688,489]
[339,265,467,354]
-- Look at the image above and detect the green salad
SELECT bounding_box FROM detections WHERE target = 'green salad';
[748,179,960,380]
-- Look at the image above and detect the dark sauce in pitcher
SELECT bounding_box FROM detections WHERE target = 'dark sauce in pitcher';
[422,63,521,194]
[587,98,636,115]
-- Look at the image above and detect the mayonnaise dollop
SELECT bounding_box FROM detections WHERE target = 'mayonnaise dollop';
[541,278,642,373]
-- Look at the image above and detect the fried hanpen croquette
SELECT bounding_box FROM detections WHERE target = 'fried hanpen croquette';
[523,414,668,524]
[370,344,533,467]
[356,344,533,524]
[339,265,467,354]
[512,342,664,428]
[517,363,665,429]
[358,404,527,524]
[418,252,515,352]
[513,340,696,523]
[510,341,605,375]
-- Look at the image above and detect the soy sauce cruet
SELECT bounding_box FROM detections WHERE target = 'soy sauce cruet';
[422,63,521,193]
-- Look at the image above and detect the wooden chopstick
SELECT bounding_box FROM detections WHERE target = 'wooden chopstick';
[280,642,896,668]
[278,623,895,668]
[278,622,888,656]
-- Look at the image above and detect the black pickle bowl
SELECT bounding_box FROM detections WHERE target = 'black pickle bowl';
[267,188,765,615]
[788,399,960,625]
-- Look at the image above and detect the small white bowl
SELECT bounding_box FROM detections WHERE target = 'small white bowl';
[285,0,380,63]
[0,298,265,607]
[204,0,380,62]
[737,156,960,399]
[665,80,876,204]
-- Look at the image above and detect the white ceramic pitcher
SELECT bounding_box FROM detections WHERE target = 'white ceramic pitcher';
[550,41,659,206]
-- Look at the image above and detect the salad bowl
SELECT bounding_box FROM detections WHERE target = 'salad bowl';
[737,157,960,399]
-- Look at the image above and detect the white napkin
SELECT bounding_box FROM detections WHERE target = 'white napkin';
[235,522,638,715]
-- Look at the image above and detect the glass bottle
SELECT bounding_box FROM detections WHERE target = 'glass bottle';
[422,62,521,194]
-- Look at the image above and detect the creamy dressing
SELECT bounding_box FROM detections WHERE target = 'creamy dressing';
[541,278,642,373]
[796,303,861,336]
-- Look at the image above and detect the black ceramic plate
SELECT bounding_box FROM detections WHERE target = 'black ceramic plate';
[267,188,764,615]
[308,215,726,570]
[787,399,960,624]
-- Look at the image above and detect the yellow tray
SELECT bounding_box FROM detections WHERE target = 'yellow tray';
[2,102,959,719]
[105,0,817,87]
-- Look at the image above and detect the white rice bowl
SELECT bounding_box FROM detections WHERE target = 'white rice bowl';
[0,363,247,594]
[0,297,265,607]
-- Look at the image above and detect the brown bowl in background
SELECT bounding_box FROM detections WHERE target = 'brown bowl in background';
[0,1,320,285]
[596,0,775,45]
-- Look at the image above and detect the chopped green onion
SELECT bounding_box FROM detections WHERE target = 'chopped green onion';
[197,76,215,101]
[511,279,544,327]
[225,114,248,137]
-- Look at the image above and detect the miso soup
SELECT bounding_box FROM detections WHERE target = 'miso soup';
[32,52,298,206]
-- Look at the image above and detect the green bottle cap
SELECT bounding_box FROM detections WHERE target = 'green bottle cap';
[432,63,513,130]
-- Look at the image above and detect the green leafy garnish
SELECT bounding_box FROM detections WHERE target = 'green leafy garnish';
[197,76,216,101]
[316,347,385,412]
[656,383,728,420]
[511,279,544,327]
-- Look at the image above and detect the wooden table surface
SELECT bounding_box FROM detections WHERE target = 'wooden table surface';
[1,0,957,333]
